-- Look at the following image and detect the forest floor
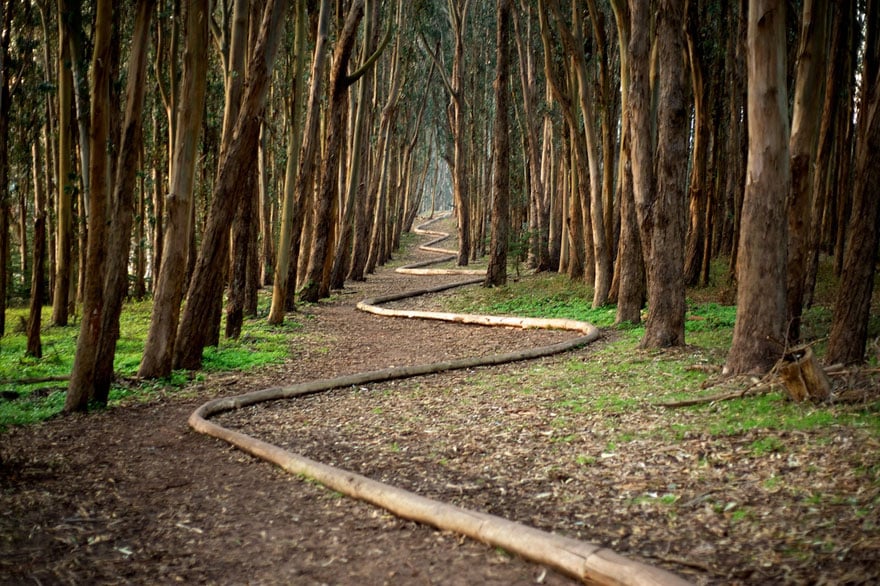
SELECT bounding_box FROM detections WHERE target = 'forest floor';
[1,219,878,585]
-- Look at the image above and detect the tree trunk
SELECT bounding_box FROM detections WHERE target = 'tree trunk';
[329,0,379,292]
[299,0,365,303]
[268,0,320,323]
[174,0,286,370]
[683,3,710,288]
[725,0,790,375]
[511,2,550,272]
[629,0,688,349]
[26,143,47,358]
[52,0,74,327]
[450,0,472,266]
[139,0,210,378]
[221,0,254,339]
[610,0,644,325]
[66,0,114,412]
[485,0,511,288]
[90,0,155,404]
[786,0,828,341]
[804,1,850,309]
[826,0,880,366]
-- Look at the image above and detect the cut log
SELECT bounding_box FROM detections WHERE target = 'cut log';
[778,346,831,402]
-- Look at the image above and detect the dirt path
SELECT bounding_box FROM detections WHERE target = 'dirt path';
[0,224,589,585]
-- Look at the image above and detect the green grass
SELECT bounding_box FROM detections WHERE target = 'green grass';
[436,270,880,442]
[1,297,300,430]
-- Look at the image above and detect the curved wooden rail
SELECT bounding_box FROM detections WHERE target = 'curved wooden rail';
[188,217,691,586]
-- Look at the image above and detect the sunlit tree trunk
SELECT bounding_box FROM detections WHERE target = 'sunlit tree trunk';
[139,0,209,378]
[610,0,644,324]
[174,0,286,370]
[268,0,312,323]
[725,0,790,374]
[87,0,154,402]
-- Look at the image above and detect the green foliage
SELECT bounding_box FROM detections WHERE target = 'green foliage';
[0,301,300,431]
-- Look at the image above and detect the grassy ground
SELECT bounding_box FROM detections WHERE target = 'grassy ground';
[0,297,300,429]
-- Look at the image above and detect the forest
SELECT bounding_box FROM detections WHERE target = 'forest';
[0,0,879,583]
[0,0,876,408]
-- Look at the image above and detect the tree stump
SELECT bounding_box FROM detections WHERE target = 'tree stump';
[778,346,831,402]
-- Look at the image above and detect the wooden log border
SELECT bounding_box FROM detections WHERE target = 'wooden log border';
[189,217,691,586]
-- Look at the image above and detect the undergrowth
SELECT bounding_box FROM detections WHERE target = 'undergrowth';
[0,296,300,430]
[433,268,880,441]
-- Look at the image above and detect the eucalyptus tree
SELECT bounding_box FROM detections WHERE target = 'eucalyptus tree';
[786,0,829,342]
[65,0,114,411]
[268,0,311,324]
[174,0,287,370]
[0,0,14,337]
[826,0,880,365]
[139,0,210,378]
[51,0,76,326]
[68,0,155,410]
[485,0,512,288]
[725,0,790,374]
[300,0,391,302]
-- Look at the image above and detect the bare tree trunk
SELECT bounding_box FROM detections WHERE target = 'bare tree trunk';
[725,0,790,375]
[27,142,47,358]
[450,0,472,266]
[89,0,155,403]
[826,0,880,365]
[610,0,644,324]
[174,0,286,370]
[52,0,74,326]
[785,0,828,341]
[804,1,851,308]
[66,0,114,411]
[269,0,321,323]
[485,0,511,288]
[221,0,254,340]
[512,2,550,272]
[139,0,209,378]
[641,0,688,348]
[299,0,365,303]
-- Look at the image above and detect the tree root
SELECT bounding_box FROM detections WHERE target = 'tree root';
[189,217,691,586]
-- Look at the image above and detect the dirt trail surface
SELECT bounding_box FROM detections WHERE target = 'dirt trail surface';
[0,225,591,586]
[2,219,878,585]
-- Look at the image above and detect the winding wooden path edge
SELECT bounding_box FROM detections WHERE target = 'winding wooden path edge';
[188,218,691,586]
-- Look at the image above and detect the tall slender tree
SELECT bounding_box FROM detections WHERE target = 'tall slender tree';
[66,0,114,412]
[174,0,287,370]
[268,0,312,324]
[632,0,689,349]
[725,0,790,374]
[786,0,828,341]
[826,0,880,365]
[485,0,512,288]
[139,0,210,378]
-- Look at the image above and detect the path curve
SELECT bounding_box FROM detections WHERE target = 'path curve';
[188,218,690,586]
